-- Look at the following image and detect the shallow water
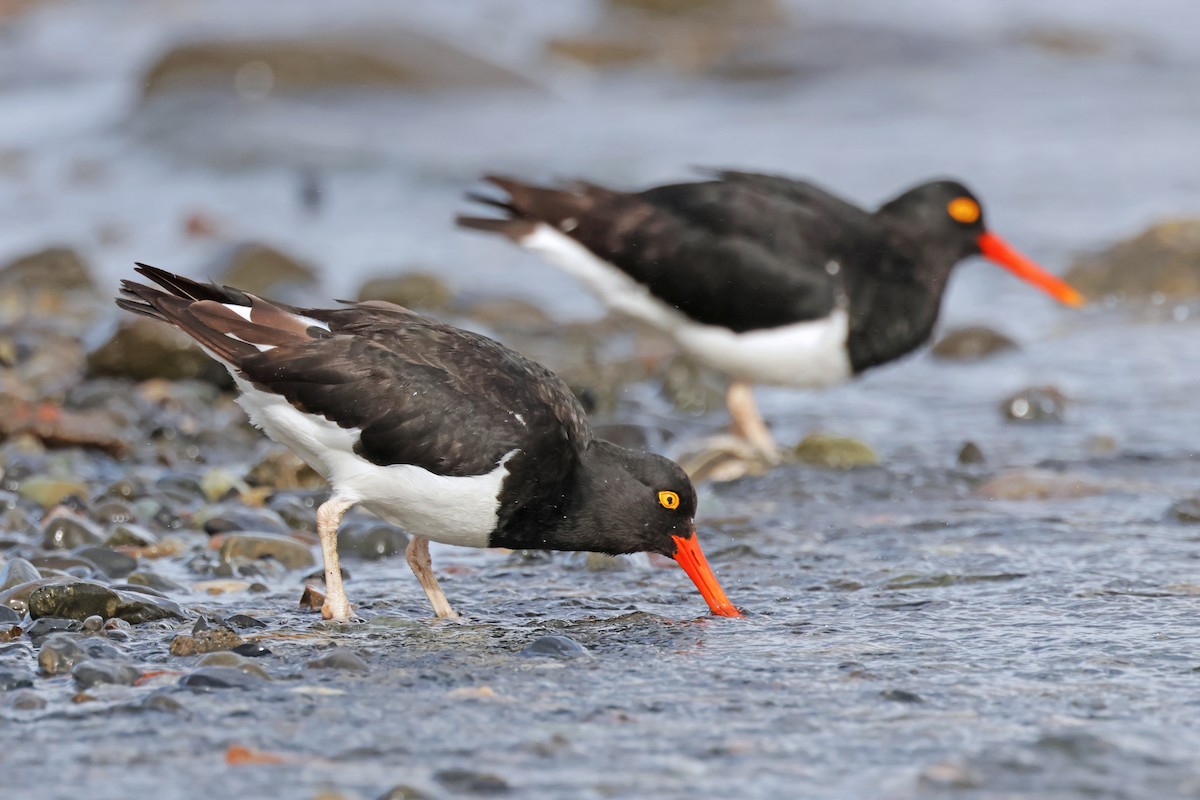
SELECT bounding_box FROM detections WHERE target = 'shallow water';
[2,2,1200,799]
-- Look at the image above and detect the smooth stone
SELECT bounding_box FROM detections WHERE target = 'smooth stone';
[357,272,453,312]
[29,554,98,577]
[232,642,272,658]
[0,666,34,690]
[0,557,41,591]
[1064,218,1200,300]
[41,511,103,549]
[181,666,267,690]
[0,246,94,291]
[169,625,244,657]
[104,523,158,547]
[434,768,511,796]
[376,786,432,800]
[125,571,187,594]
[72,546,137,579]
[1001,385,1069,423]
[224,614,267,629]
[28,582,187,624]
[0,605,19,624]
[930,325,1018,361]
[792,433,878,469]
[17,477,90,510]
[38,633,125,675]
[976,469,1108,501]
[6,688,46,710]
[87,317,232,386]
[201,507,289,536]
[93,500,138,527]
[957,441,986,466]
[520,635,589,660]
[337,523,407,561]
[24,616,82,643]
[72,659,139,689]
[209,242,317,296]
[219,532,316,570]
[306,647,369,673]
[81,615,104,633]
[1168,497,1200,522]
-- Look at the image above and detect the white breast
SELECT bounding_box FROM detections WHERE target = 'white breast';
[518,223,853,388]
[231,376,509,548]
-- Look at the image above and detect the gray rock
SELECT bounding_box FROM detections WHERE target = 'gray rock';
[357,272,454,312]
[1001,385,1068,423]
[41,511,103,550]
[930,326,1018,361]
[201,507,290,536]
[73,659,140,689]
[1168,497,1200,522]
[125,571,187,594]
[306,647,369,672]
[434,768,510,795]
[24,616,82,643]
[72,546,137,579]
[0,605,19,624]
[520,635,589,660]
[181,666,267,690]
[209,242,316,296]
[5,688,46,710]
[104,523,157,547]
[0,247,94,291]
[28,581,187,624]
[87,316,232,386]
[38,633,126,675]
[1065,219,1200,300]
[0,666,34,691]
[0,557,41,591]
[957,441,986,466]
[18,477,91,510]
[338,523,407,561]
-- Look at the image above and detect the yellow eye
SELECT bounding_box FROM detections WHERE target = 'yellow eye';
[658,490,680,510]
[947,197,981,224]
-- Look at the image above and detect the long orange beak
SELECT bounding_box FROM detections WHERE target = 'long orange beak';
[670,532,742,618]
[977,231,1085,308]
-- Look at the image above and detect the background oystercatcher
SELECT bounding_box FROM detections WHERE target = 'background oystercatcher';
[458,171,1085,457]
[117,264,741,621]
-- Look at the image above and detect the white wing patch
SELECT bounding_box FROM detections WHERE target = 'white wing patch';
[231,375,510,548]
[518,223,853,388]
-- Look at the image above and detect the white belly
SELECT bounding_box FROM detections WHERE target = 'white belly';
[520,223,853,388]
[232,377,509,549]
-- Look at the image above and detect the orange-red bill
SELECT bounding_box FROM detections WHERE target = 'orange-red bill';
[977,231,1085,308]
[671,532,743,618]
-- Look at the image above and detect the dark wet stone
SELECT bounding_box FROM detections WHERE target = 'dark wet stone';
[957,441,986,466]
[247,454,324,496]
[73,659,139,689]
[93,500,138,527]
[81,615,104,633]
[38,634,125,675]
[338,523,407,561]
[1168,497,1200,522]
[358,272,453,312]
[1001,385,1068,423]
[306,647,369,672]
[202,507,290,536]
[104,523,157,547]
[28,582,187,624]
[0,605,19,624]
[29,554,98,578]
[72,546,137,579]
[435,768,510,795]
[880,688,924,704]
[520,635,589,660]
[125,571,187,594]
[140,692,185,713]
[41,510,103,549]
[6,688,46,710]
[225,614,267,630]
[25,617,82,643]
[232,642,272,658]
[209,242,316,296]
[0,557,41,591]
[792,433,878,469]
[376,787,432,800]
[0,246,94,291]
[219,532,316,570]
[0,665,34,690]
[930,325,1018,361]
[87,316,232,386]
[181,665,266,690]
[170,619,243,656]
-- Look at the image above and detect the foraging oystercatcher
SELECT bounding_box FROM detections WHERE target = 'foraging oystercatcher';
[458,172,1085,456]
[117,265,741,621]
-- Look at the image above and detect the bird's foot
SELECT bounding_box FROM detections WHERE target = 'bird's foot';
[321,597,356,623]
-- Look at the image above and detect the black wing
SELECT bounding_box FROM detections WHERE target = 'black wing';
[460,174,890,332]
[118,265,591,483]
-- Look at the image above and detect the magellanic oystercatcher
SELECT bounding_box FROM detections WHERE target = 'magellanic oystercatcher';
[457,171,1085,457]
[117,265,741,621]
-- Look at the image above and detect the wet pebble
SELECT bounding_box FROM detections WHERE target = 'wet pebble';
[957,440,986,466]
[0,665,34,690]
[1168,497,1200,522]
[520,635,589,660]
[104,523,158,547]
[218,532,316,570]
[181,665,267,690]
[880,688,924,704]
[434,768,510,795]
[38,633,125,675]
[0,556,41,591]
[25,617,82,643]
[224,613,267,630]
[357,272,453,312]
[930,325,1018,360]
[73,546,137,579]
[93,500,138,526]
[125,571,187,594]
[41,510,103,549]
[170,627,244,657]
[376,787,431,800]
[6,688,46,711]
[337,523,407,561]
[792,433,878,469]
[28,581,187,624]
[0,605,20,624]
[306,647,369,672]
[232,642,272,658]
[18,477,89,510]
[976,468,1108,501]
[202,507,290,536]
[73,659,140,689]
[1001,385,1069,423]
